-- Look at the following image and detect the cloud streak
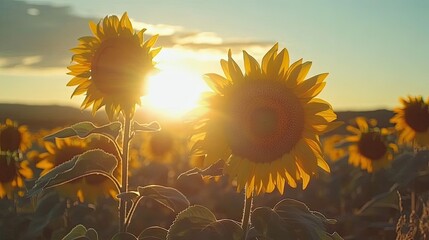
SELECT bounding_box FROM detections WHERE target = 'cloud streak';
[0,0,272,71]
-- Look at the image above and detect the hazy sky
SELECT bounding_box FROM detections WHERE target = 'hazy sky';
[0,0,428,111]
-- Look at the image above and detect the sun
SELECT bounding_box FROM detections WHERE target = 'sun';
[144,66,210,118]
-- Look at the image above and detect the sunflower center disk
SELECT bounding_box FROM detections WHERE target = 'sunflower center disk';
[404,103,429,132]
[225,81,304,163]
[357,132,387,160]
[91,38,148,96]
[0,127,22,152]
[0,158,18,183]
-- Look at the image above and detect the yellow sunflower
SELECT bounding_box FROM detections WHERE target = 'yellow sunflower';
[390,96,429,148]
[0,119,32,158]
[67,12,161,120]
[322,134,347,162]
[345,117,398,173]
[0,155,33,198]
[37,138,117,203]
[191,44,340,198]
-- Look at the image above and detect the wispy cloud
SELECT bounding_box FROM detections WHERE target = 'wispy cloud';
[0,0,273,74]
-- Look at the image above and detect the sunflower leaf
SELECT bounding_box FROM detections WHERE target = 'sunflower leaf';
[138,226,168,240]
[177,159,225,180]
[167,205,242,240]
[117,191,140,202]
[27,149,118,197]
[137,185,189,213]
[44,121,122,141]
[251,199,342,240]
[133,121,161,132]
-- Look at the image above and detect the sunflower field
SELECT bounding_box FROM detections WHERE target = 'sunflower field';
[1,12,429,240]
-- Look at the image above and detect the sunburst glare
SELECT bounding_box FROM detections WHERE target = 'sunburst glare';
[144,65,210,118]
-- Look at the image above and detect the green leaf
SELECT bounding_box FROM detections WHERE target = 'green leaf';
[62,224,88,240]
[251,199,342,240]
[45,121,122,141]
[111,232,138,240]
[133,121,161,132]
[138,185,190,212]
[27,149,118,197]
[357,190,399,216]
[393,151,429,190]
[138,226,168,240]
[167,206,242,240]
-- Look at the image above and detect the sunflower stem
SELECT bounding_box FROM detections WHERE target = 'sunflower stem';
[241,190,253,240]
[119,115,132,232]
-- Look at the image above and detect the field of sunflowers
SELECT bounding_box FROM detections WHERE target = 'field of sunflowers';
[1,12,429,240]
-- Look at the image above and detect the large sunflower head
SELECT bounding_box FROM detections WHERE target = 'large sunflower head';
[390,96,429,148]
[191,44,340,197]
[0,155,33,199]
[67,12,161,120]
[0,119,32,157]
[345,117,398,173]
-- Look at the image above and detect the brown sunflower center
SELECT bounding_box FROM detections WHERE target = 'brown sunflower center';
[0,157,18,183]
[404,102,429,132]
[150,132,174,156]
[357,132,387,160]
[0,126,22,152]
[91,37,151,96]
[224,80,304,163]
[85,174,107,185]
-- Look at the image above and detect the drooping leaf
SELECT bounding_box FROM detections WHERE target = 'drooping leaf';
[138,185,189,213]
[251,199,342,240]
[167,205,242,240]
[44,121,122,141]
[111,232,138,240]
[133,121,161,132]
[27,149,118,197]
[357,189,399,216]
[138,226,168,240]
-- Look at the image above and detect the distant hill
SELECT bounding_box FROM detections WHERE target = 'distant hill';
[0,103,108,130]
[0,103,394,134]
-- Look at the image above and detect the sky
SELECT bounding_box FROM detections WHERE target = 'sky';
[0,0,428,113]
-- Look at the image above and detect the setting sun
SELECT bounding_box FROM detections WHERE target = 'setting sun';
[144,66,210,118]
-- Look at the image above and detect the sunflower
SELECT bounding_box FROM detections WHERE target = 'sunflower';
[0,155,33,198]
[0,119,32,158]
[37,138,117,203]
[322,134,347,162]
[390,96,429,148]
[345,117,398,173]
[67,12,161,120]
[191,44,340,197]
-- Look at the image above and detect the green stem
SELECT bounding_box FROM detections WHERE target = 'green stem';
[119,115,132,232]
[241,190,253,240]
